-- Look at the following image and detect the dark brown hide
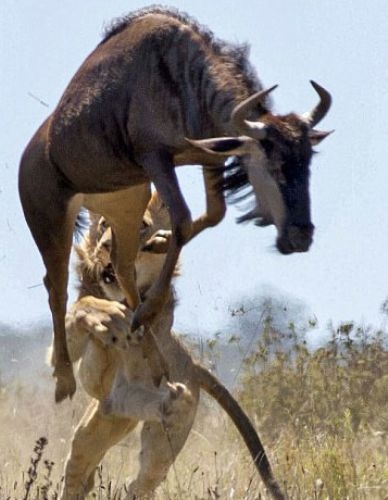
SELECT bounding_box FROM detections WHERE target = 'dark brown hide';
[19,7,330,411]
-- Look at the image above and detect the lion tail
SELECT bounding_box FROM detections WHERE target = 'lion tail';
[194,364,285,500]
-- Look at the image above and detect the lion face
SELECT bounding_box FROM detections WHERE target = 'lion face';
[76,192,175,301]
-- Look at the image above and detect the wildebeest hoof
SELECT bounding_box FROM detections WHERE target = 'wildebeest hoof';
[54,366,76,403]
[142,229,171,254]
[131,302,156,331]
[131,303,151,331]
[131,313,142,332]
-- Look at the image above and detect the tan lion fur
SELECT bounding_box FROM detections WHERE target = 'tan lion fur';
[57,192,281,499]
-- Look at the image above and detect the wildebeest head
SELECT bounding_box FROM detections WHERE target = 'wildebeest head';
[188,81,332,254]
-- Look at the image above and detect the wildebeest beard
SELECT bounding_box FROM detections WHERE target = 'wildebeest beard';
[216,157,261,225]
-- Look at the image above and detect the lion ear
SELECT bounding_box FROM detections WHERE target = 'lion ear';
[74,240,94,274]
[186,136,252,156]
[74,244,87,261]
[88,211,101,247]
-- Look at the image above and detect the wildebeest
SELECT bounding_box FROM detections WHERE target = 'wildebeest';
[19,6,331,403]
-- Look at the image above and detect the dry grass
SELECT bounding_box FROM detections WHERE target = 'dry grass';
[1,315,388,499]
[0,380,277,499]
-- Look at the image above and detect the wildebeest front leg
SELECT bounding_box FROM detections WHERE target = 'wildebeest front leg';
[148,166,226,251]
[189,166,226,240]
[132,151,192,331]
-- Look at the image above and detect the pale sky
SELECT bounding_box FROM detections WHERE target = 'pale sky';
[1,0,387,338]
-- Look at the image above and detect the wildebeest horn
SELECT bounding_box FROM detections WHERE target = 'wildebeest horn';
[303,81,332,128]
[231,85,278,138]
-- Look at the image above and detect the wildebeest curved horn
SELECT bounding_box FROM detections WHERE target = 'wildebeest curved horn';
[231,85,278,137]
[303,81,332,128]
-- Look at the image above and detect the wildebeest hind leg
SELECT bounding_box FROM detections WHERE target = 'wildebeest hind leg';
[39,196,80,402]
[19,146,80,402]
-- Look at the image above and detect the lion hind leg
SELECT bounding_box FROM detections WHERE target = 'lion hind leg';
[125,391,198,499]
[60,401,137,500]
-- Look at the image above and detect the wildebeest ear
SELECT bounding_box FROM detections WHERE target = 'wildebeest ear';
[309,129,333,145]
[186,136,253,156]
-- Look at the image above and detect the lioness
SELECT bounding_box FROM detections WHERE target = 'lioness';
[57,193,283,499]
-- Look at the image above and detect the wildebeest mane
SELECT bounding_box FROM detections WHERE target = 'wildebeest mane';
[220,158,250,197]
[100,6,267,111]
[74,209,90,243]
[101,5,212,45]
[101,5,272,224]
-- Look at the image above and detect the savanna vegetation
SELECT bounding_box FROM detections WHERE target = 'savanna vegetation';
[1,297,387,499]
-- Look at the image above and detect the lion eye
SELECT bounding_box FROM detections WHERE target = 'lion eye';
[102,265,116,284]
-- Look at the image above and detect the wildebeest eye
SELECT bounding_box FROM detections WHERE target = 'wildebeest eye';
[260,139,274,156]
[271,168,286,185]
[111,335,117,343]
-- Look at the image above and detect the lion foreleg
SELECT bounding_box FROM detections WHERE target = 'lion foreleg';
[47,295,127,367]
[101,369,167,422]
[102,369,194,424]
[67,296,128,361]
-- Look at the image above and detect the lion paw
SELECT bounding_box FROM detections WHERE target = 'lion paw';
[161,382,193,429]
[72,297,127,336]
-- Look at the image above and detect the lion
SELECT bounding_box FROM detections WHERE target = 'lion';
[56,193,283,500]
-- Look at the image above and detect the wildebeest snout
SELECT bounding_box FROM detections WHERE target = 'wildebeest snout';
[276,223,314,254]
